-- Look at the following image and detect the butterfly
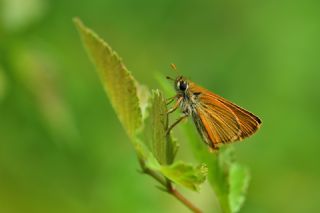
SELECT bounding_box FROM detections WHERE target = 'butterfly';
[166,64,261,150]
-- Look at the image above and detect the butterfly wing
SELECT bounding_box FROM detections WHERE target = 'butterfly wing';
[214,94,262,139]
[189,84,261,148]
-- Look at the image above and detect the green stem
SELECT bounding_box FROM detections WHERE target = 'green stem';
[139,161,202,213]
[166,181,203,213]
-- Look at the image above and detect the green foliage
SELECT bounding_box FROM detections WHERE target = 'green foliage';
[75,18,207,212]
[229,163,250,213]
[160,162,208,191]
[139,90,206,191]
[186,128,251,213]
[74,18,142,138]
[145,90,178,165]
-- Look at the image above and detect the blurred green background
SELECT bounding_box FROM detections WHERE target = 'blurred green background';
[1,0,320,212]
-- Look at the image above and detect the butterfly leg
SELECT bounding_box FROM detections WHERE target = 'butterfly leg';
[166,96,183,114]
[166,95,178,105]
[166,113,188,135]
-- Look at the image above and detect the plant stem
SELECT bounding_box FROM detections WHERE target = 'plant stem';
[141,164,167,186]
[140,162,202,213]
[166,181,203,213]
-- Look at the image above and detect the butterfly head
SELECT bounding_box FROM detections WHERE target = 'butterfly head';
[175,76,189,93]
[166,64,189,93]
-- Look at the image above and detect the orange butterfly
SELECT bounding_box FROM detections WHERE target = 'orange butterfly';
[166,64,261,150]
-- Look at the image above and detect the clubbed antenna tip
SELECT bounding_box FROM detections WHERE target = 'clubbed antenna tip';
[170,63,177,71]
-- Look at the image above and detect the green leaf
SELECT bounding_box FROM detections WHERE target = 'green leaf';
[160,162,208,191]
[185,128,251,213]
[134,140,161,170]
[229,163,250,213]
[145,90,178,165]
[138,151,207,191]
[74,18,143,138]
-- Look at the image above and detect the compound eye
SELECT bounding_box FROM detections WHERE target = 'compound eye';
[179,81,188,91]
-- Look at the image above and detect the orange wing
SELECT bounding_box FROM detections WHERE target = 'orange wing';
[190,84,261,148]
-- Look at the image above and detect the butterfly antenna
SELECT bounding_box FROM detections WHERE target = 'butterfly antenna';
[170,63,177,71]
[166,76,175,81]
[166,63,178,81]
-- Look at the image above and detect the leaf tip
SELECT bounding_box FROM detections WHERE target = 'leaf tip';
[72,17,82,26]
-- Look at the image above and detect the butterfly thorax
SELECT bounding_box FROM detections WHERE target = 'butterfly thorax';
[174,76,200,115]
